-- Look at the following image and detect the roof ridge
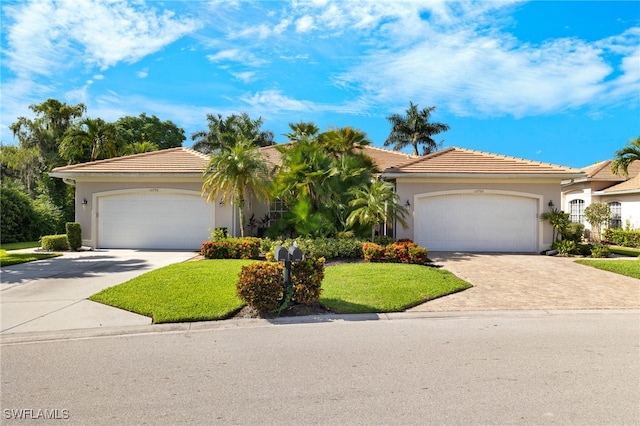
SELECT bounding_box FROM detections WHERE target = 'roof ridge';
[583,160,612,177]
[180,146,211,161]
[386,146,455,170]
[451,146,581,171]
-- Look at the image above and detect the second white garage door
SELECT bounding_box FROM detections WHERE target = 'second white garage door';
[415,192,539,252]
[98,190,214,250]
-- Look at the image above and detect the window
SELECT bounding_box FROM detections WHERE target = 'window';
[609,202,622,229]
[268,198,286,227]
[569,199,585,223]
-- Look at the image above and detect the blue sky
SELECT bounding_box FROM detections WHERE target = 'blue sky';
[1,0,638,168]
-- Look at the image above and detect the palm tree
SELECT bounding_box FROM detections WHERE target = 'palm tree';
[201,137,270,237]
[346,180,409,240]
[539,207,570,243]
[192,113,274,154]
[283,121,319,142]
[384,102,450,156]
[611,136,640,176]
[59,117,119,164]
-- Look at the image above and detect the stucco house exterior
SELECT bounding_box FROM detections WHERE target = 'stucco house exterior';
[51,145,582,252]
[561,160,640,233]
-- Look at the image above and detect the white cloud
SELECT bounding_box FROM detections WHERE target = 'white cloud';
[295,15,314,33]
[93,74,105,80]
[206,49,267,67]
[240,90,317,112]
[232,71,257,83]
[3,0,199,76]
[137,70,149,79]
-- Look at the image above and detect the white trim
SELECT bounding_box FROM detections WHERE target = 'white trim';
[413,189,544,252]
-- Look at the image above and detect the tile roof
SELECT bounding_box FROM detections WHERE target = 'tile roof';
[601,173,640,193]
[259,143,417,171]
[51,148,211,175]
[383,147,582,176]
[581,159,640,181]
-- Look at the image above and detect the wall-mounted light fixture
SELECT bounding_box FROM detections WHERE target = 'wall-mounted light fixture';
[82,198,88,208]
[219,197,224,206]
[405,200,411,208]
[548,200,554,208]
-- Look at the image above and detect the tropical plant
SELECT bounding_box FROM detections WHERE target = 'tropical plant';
[59,117,120,163]
[115,113,185,150]
[346,180,409,240]
[611,136,640,176]
[201,138,270,237]
[584,202,611,243]
[283,121,319,142]
[384,102,450,156]
[192,112,274,154]
[539,207,570,243]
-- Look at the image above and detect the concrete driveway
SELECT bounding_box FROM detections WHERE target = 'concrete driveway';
[1,250,198,334]
[409,253,640,312]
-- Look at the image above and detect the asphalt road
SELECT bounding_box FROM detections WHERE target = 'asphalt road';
[1,310,639,425]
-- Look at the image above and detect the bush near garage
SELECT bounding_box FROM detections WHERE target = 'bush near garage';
[66,222,82,251]
[603,228,640,248]
[41,235,69,251]
[200,237,261,259]
[363,239,429,265]
[291,257,325,305]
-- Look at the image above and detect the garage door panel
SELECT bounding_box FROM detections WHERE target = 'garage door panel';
[98,191,214,250]
[417,193,538,252]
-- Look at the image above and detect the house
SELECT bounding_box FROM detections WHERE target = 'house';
[561,160,640,232]
[51,145,583,252]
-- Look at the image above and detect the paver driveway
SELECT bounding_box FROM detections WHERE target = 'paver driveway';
[409,253,639,312]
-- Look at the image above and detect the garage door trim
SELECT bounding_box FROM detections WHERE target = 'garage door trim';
[92,188,214,249]
[413,189,543,252]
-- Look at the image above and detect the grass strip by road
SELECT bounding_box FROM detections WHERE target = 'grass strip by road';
[0,249,62,267]
[0,241,41,251]
[608,246,640,257]
[90,259,471,323]
[321,263,471,313]
[574,259,640,279]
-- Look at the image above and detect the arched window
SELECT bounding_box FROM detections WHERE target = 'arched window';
[569,199,585,223]
[609,202,622,229]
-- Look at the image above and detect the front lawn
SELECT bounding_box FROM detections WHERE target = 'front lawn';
[0,249,62,267]
[608,246,640,257]
[0,241,41,251]
[575,259,640,279]
[90,260,472,323]
[321,263,471,313]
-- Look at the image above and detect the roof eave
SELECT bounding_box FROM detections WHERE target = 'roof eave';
[594,189,640,196]
[382,172,585,179]
[49,172,204,179]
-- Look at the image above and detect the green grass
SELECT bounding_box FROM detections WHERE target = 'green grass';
[0,241,41,251]
[90,259,255,323]
[321,263,472,313]
[0,249,62,267]
[575,259,640,279]
[608,245,640,257]
[90,260,472,323]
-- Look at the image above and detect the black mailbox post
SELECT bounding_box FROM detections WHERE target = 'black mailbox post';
[274,244,304,293]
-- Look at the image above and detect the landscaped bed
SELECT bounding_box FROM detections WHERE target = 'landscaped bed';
[0,249,62,267]
[575,258,640,280]
[89,259,471,323]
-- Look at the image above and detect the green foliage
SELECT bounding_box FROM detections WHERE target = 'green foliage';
[66,222,82,251]
[362,242,385,262]
[236,262,284,313]
[291,257,325,305]
[584,203,611,242]
[115,113,185,151]
[211,227,229,240]
[384,101,449,156]
[611,136,640,176]
[191,112,274,154]
[561,222,585,243]
[603,228,640,248]
[539,208,570,242]
[1,186,37,243]
[590,244,610,258]
[41,235,69,251]
[363,239,428,265]
[0,251,62,267]
[200,238,261,259]
[575,259,640,280]
[554,240,577,256]
[263,237,364,261]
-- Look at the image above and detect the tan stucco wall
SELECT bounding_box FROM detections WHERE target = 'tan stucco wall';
[393,178,561,251]
[73,179,234,247]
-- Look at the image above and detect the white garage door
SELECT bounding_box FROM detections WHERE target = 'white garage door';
[98,190,214,250]
[416,192,538,252]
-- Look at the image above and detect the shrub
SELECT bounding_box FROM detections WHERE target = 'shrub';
[291,257,325,304]
[237,262,284,313]
[555,240,577,256]
[200,238,261,259]
[561,222,585,243]
[263,237,365,261]
[211,227,229,240]
[41,235,69,251]
[603,228,640,248]
[0,186,37,243]
[362,242,385,262]
[66,222,82,251]
[590,244,610,258]
[385,240,415,263]
[408,246,429,265]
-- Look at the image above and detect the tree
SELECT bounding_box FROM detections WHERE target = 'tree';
[346,180,409,240]
[192,112,274,154]
[384,102,449,156]
[115,113,185,151]
[611,136,640,176]
[59,117,120,163]
[283,121,319,142]
[539,207,570,243]
[584,203,611,243]
[201,138,270,237]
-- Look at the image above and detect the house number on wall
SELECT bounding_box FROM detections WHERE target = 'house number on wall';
[474,189,484,193]
[150,188,159,192]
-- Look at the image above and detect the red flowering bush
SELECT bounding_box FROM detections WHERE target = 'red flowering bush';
[200,237,261,259]
[362,239,429,265]
[362,242,385,262]
[237,262,284,312]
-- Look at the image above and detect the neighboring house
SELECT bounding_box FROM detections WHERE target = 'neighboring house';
[51,145,583,252]
[561,160,640,232]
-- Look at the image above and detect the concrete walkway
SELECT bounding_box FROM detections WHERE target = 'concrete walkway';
[1,249,197,334]
[409,252,640,312]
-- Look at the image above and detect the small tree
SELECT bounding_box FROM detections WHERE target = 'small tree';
[584,203,611,243]
[539,208,570,244]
